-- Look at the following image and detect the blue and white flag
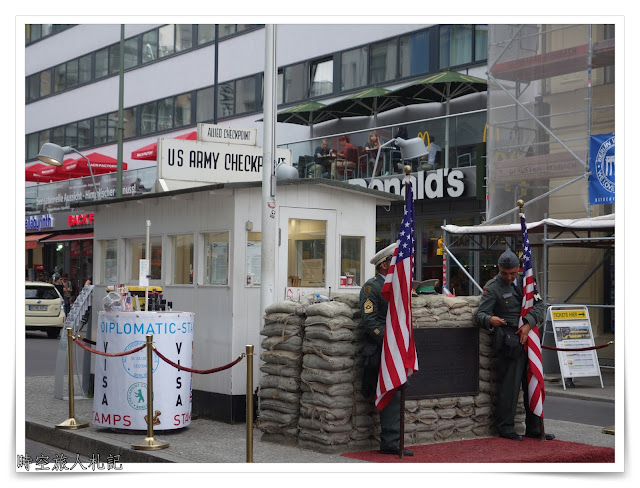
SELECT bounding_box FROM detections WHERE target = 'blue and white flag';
[588,133,615,205]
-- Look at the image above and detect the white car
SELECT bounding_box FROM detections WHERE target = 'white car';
[25,281,66,338]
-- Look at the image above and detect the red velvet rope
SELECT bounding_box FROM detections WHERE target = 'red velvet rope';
[541,341,613,352]
[73,337,146,357]
[153,346,245,374]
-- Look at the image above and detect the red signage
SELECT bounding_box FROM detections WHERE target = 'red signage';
[68,213,94,226]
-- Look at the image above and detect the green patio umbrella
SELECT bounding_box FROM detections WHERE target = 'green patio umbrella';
[388,71,487,167]
[274,100,339,137]
[314,86,417,127]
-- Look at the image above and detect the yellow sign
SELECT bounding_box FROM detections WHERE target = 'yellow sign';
[551,310,587,320]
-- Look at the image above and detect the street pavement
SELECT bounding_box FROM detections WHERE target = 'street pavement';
[20,370,617,466]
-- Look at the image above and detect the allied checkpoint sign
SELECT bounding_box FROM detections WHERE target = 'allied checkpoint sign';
[547,305,603,390]
[158,138,293,184]
[93,311,195,430]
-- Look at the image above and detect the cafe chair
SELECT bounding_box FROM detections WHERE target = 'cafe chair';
[335,147,358,180]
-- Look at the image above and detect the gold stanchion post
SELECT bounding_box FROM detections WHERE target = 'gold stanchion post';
[132,334,169,450]
[57,328,89,429]
[246,344,254,463]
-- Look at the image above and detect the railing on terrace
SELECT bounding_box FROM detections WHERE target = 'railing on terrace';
[280,110,487,181]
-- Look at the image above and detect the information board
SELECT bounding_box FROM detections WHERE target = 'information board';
[547,305,603,390]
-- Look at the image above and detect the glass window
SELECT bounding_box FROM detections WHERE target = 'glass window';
[40,69,51,97]
[159,24,175,58]
[420,219,445,282]
[204,231,229,285]
[277,71,283,105]
[79,54,92,84]
[53,63,66,92]
[341,47,368,91]
[341,236,363,287]
[196,86,214,122]
[370,39,396,84]
[124,37,138,69]
[39,130,50,151]
[109,43,120,75]
[198,24,215,44]
[219,25,236,37]
[218,82,235,117]
[141,101,157,134]
[173,234,194,284]
[399,30,430,77]
[52,127,65,147]
[41,24,53,37]
[288,219,326,288]
[65,122,77,148]
[142,30,158,64]
[236,25,253,33]
[475,25,488,61]
[440,25,473,69]
[176,24,192,52]
[174,93,192,127]
[77,119,91,149]
[309,58,333,97]
[94,115,108,145]
[158,97,174,130]
[28,75,39,101]
[284,63,305,103]
[236,76,257,114]
[26,134,39,160]
[95,47,109,78]
[123,107,137,138]
[103,240,118,285]
[106,112,118,142]
[66,59,79,88]
[130,237,162,281]
[29,25,41,43]
[246,232,261,286]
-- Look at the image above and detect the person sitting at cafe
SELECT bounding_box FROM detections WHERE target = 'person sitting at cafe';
[364,131,382,176]
[331,136,356,179]
[309,139,332,178]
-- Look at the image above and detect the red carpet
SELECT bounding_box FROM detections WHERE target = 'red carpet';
[341,437,615,463]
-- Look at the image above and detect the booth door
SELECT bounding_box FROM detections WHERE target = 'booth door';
[278,207,337,302]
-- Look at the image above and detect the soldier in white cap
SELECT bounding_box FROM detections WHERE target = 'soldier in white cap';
[475,249,553,441]
[359,243,413,456]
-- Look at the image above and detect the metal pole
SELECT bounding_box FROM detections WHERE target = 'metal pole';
[56,328,88,429]
[246,345,254,463]
[145,220,150,311]
[261,25,277,315]
[116,24,125,198]
[213,24,219,125]
[132,335,169,450]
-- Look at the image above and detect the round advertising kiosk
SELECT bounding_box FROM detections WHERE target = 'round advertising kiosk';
[93,311,194,430]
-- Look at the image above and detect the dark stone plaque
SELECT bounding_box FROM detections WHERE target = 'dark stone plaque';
[405,327,479,399]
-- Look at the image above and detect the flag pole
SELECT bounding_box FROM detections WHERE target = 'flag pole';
[398,164,413,459]
[517,199,545,442]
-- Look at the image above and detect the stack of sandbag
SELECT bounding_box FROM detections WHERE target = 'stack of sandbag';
[297,295,378,453]
[256,299,309,443]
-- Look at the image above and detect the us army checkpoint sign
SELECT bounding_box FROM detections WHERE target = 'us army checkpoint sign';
[93,311,194,430]
[158,138,293,184]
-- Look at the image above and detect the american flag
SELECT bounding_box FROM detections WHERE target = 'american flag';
[518,210,545,417]
[377,180,419,410]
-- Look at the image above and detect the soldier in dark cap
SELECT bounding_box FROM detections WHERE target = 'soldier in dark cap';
[475,249,554,441]
[359,243,413,456]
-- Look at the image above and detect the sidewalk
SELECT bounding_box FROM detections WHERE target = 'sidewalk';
[23,371,616,465]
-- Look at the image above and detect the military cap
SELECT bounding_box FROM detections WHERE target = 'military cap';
[498,249,520,268]
[371,243,397,266]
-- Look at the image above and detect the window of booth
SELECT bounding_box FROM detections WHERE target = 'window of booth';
[288,219,326,288]
[204,231,229,285]
[173,234,194,285]
[103,239,118,285]
[246,231,261,287]
[129,237,162,281]
[340,236,363,287]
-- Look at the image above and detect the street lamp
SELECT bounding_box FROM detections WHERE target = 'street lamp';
[38,143,98,200]
[369,137,429,188]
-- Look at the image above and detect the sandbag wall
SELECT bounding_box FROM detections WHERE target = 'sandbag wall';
[257,294,524,452]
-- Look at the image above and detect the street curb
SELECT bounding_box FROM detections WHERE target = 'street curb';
[25,418,184,463]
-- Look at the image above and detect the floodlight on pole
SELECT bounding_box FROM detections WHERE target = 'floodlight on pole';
[368,137,429,188]
[38,143,98,200]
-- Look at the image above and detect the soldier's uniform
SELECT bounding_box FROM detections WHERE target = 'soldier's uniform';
[475,250,547,439]
[359,243,402,454]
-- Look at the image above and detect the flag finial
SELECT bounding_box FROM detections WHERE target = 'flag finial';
[404,165,412,176]
[517,199,525,212]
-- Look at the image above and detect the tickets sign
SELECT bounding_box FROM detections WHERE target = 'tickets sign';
[93,311,194,430]
[158,139,292,184]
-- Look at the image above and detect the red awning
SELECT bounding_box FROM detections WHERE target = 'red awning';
[63,153,128,177]
[25,163,68,182]
[25,232,54,249]
[131,130,197,161]
[41,232,94,242]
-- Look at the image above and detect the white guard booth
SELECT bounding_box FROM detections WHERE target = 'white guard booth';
[84,174,400,423]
